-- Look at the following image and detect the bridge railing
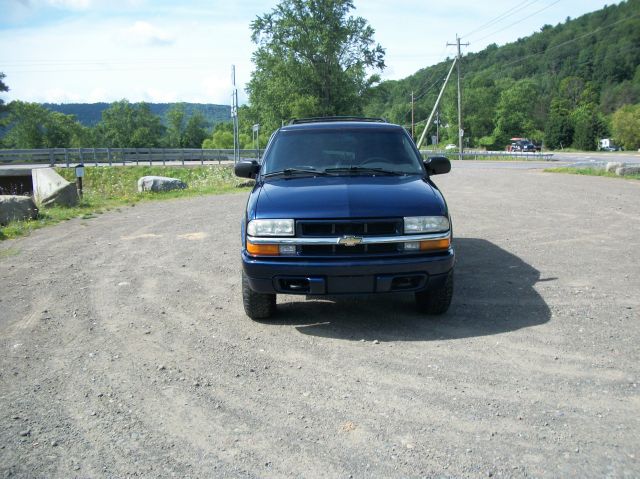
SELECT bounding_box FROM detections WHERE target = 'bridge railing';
[0,148,260,167]
[0,147,554,167]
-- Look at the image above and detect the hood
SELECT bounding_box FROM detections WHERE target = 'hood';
[253,175,446,219]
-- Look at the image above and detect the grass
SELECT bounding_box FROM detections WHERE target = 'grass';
[0,165,251,240]
[544,167,640,180]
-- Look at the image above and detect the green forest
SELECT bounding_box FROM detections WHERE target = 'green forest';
[42,102,230,127]
[364,0,640,150]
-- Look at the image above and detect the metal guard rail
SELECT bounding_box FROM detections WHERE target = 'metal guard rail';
[420,149,555,161]
[0,148,258,167]
[0,147,554,167]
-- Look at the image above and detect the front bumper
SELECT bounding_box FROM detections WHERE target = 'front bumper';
[242,248,455,295]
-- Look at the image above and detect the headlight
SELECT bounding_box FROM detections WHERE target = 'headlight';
[404,216,449,234]
[247,219,295,237]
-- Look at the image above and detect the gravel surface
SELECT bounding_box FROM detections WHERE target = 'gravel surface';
[1,168,639,478]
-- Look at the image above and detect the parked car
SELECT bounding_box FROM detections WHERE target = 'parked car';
[234,117,455,319]
[599,138,622,151]
[510,139,537,152]
[444,143,458,150]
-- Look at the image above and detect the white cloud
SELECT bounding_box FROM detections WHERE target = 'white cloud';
[88,87,108,102]
[202,73,236,105]
[123,21,174,46]
[144,88,178,103]
[41,88,83,103]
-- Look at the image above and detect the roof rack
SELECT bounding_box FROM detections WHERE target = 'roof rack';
[288,116,387,125]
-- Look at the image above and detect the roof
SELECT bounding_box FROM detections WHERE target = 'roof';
[281,116,402,132]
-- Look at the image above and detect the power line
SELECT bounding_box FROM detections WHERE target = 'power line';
[498,11,640,70]
[463,0,540,39]
[472,0,562,44]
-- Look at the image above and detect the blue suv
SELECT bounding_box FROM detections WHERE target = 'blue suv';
[234,117,454,319]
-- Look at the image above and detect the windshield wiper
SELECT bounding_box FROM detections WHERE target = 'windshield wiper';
[263,167,328,178]
[324,166,406,176]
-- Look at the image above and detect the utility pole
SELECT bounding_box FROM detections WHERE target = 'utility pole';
[416,57,456,149]
[436,107,440,145]
[411,91,415,140]
[231,65,240,163]
[447,34,469,161]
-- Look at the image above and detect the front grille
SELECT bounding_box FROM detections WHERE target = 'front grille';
[295,218,403,257]
[297,219,401,237]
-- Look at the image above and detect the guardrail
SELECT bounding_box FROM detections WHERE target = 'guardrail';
[0,147,555,167]
[420,149,555,161]
[0,148,260,167]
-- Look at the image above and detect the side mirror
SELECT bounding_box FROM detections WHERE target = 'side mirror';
[424,156,451,175]
[235,160,260,179]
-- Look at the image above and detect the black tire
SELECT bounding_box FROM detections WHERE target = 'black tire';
[242,271,276,320]
[415,270,453,315]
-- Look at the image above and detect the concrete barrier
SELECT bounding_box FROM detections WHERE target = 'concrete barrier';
[32,168,78,207]
[0,195,38,224]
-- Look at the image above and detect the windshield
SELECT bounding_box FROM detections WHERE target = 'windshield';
[261,128,424,176]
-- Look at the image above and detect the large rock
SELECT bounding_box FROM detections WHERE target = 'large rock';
[137,176,188,193]
[606,162,625,173]
[615,165,640,176]
[0,195,38,225]
[32,168,78,207]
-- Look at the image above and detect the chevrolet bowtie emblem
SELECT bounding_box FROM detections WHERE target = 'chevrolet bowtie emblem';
[338,236,363,246]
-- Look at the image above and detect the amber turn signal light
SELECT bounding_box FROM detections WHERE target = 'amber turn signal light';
[246,241,280,256]
[419,238,451,251]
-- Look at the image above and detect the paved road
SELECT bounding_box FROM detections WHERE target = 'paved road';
[449,151,640,170]
[1,168,639,478]
[552,151,640,164]
[451,160,570,170]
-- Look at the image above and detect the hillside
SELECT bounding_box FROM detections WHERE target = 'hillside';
[364,0,640,149]
[42,102,231,128]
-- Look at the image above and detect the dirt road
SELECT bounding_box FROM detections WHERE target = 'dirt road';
[1,168,638,478]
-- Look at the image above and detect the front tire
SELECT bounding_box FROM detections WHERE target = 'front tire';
[415,270,453,315]
[242,271,276,319]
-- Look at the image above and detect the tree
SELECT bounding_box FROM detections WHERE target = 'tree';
[611,103,640,150]
[182,112,208,148]
[464,82,500,145]
[247,0,385,132]
[2,101,85,148]
[165,103,186,147]
[492,79,540,146]
[0,73,8,115]
[202,122,251,149]
[558,76,585,109]
[0,73,9,137]
[544,98,573,149]
[2,101,45,148]
[96,100,164,148]
[571,103,607,150]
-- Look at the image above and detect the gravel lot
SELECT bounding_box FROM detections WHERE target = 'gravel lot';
[1,167,638,478]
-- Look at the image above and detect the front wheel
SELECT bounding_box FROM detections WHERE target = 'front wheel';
[242,271,276,320]
[415,271,453,315]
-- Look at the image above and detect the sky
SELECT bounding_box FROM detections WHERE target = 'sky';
[0,0,621,106]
